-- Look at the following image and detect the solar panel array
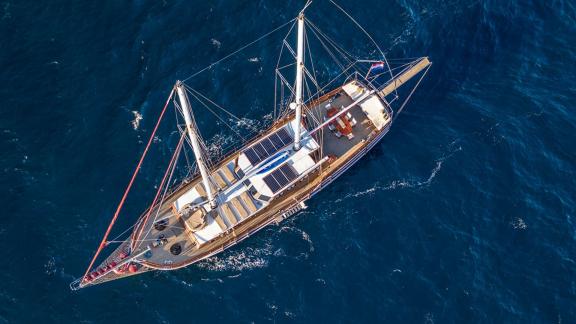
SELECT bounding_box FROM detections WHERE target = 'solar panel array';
[243,128,293,165]
[263,163,299,194]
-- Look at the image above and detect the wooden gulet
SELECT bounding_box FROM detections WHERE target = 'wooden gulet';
[71,4,431,290]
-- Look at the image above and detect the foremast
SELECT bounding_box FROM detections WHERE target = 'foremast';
[176,81,217,209]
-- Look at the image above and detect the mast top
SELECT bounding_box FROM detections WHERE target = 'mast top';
[300,0,312,15]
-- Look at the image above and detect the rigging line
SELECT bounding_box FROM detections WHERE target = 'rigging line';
[177,92,214,170]
[275,20,297,120]
[112,120,182,247]
[390,60,419,75]
[182,18,296,82]
[328,0,396,97]
[328,0,388,65]
[108,237,165,244]
[108,221,138,244]
[301,0,313,13]
[80,88,175,284]
[319,30,354,67]
[276,70,296,95]
[386,57,424,62]
[366,61,414,85]
[383,61,415,74]
[278,79,287,119]
[184,84,242,122]
[276,62,297,70]
[305,20,348,74]
[175,122,194,176]
[303,74,311,113]
[302,68,319,118]
[305,20,345,64]
[132,130,186,248]
[280,21,298,59]
[303,67,321,91]
[274,68,279,120]
[126,132,184,248]
[186,89,247,142]
[321,34,357,76]
[112,218,190,245]
[280,19,298,58]
[136,133,184,248]
[356,59,390,63]
[184,92,246,167]
[305,19,355,67]
[174,100,199,158]
[303,60,356,101]
[280,20,298,59]
[282,40,297,59]
[379,58,419,91]
[393,63,432,118]
[155,198,208,222]
[304,25,319,94]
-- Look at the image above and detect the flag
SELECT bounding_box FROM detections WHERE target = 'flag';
[366,61,385,77]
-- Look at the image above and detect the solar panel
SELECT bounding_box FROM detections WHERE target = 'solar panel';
[244,149,259,164]
[276,128,292,144]
[243,128,293,165]
[278,163,298,181]
[261,139,275,152]
[253,143,266,157]
[263,175,281,193]
[263,163,299,194]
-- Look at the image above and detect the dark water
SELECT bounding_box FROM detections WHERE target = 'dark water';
[1,0,575,322]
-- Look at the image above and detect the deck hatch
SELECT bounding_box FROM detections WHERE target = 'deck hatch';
[262,162,298,194]
[243,128,292,165]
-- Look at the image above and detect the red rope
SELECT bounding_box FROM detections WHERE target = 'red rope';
[132,130,186,248]
[81,88,175,284]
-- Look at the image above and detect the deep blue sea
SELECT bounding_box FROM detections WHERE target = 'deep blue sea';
[1,0,575,322]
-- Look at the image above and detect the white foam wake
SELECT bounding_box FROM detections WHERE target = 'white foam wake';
[196,244,273,272]
[336,147,461,202]
[131,110,143,130]
[279,225,315,253]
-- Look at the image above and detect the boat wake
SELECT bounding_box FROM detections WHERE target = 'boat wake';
[234,115,273,132]
[336,146,462,202]
[131,110,143,130]
[279,225,315,253]
[511,217,527,230]
[44,257,57,276]
[197,244,273,272]
[196,224,315,273]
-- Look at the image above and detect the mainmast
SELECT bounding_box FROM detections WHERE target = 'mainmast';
[176,81,217,209]
[293,11,305,151]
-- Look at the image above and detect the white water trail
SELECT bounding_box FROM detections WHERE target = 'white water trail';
[131,110,143,130]
[196,245,273,272]
[335,146,461,202]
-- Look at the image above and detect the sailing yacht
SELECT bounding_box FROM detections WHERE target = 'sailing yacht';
[71,3,431,289]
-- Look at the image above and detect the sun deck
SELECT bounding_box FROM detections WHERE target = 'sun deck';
[308,81,391,158]
[310,92,373,157]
